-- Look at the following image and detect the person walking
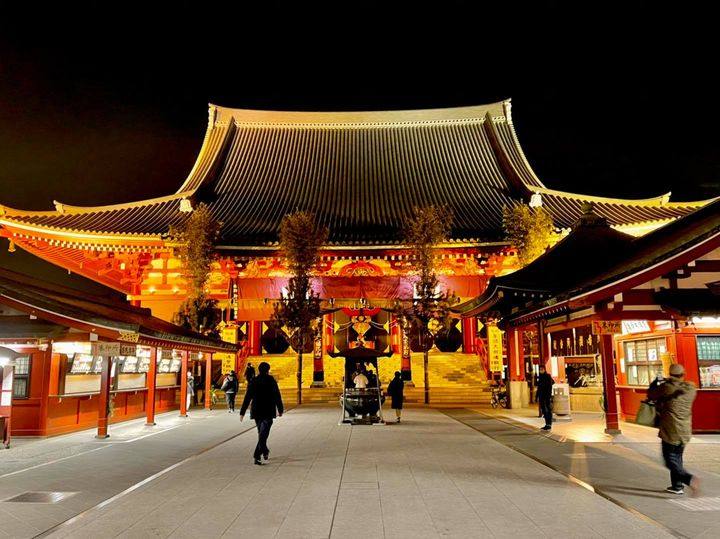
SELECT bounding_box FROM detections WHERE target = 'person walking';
[186,370,195,411]
[240,362,283,466]
[648,363,700,495]
[244,362,256,385]
[387,371,405,423]
[221,370,239,413]
[536,365,554,431]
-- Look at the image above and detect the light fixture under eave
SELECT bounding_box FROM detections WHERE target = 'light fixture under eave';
[0,345,22,366]
[179,198,194,213]
[529,192,543,208]
[692,316,720,326]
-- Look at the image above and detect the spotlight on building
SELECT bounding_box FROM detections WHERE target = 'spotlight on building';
[0,346,21,367]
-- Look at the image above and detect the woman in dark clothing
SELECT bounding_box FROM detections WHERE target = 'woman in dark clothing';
[387,371,405,423]
[221,370,239,412]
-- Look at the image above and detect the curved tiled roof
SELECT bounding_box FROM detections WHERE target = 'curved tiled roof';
[0,100,714,246]
[5,196,185,236]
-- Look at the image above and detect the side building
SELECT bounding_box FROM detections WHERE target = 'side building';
[0,100,713,402]
[457,200,720,432]
[0,268,237,439]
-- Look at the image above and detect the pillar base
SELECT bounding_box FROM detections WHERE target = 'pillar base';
[604,428,622,435]
[404,381,415,387]
[179,413,188,418]
[145,422,156,427]
[310,381,326,388]
[508,381,529,409]
[95,434,109,439]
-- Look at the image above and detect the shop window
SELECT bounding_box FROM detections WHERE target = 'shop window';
[623,338,665,386]
[12,355,31,398]
[697,336,720,388]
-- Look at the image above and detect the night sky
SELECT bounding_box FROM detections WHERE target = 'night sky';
[0,2,718,291]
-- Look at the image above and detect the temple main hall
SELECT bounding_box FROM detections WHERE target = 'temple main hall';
[0,100,713,405]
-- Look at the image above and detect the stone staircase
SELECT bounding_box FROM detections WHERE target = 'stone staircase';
[244,350,491,406]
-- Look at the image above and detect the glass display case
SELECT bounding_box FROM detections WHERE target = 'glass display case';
[698,335,720,388]
[120,356,139,373]
[623,337,666,386]
[156,349,182,387]
[137,347,152,373]
[69,353,99,374]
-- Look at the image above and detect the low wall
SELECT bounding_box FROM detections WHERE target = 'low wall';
[34,387,179,437]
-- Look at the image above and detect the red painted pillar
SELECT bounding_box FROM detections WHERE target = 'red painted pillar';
[540,323,551,369]
[96,355,111,439]
[179,350,189,417]
[146,347,158,426]
[506,326,525,409]
[462,317,477,354]
[204,353,213,410]
[507,327,524,382]
[249,321,263,356]
[38,347,54,437]
[600,333,621,434]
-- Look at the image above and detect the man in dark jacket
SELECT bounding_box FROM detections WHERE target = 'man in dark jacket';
[240,362,283,465]
[536,365,554,430]
[387,371,404,423]
[221,370,239,413]
[648,363,700,495]
[244,362,256,385]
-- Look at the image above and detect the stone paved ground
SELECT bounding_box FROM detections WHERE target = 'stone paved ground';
[0,406,671,538]
[454,408,720,538]
[0,409,256,538]
[480,407,720,477]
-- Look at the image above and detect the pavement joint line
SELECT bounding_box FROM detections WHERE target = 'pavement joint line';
[0,411,206,479]
[93,424,182,443]
[440,408,686,539]
[328,420,353,535]
[0,446,110,479]
[32,422,259,539]
[470,409,566,443]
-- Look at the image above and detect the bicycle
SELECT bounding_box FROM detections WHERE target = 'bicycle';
[490,386,508,409]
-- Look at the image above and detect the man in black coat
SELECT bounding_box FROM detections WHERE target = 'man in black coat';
[240,362,284,465]
[536,365,555,431]
[387,371,405,423]
[244,362,256,385]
